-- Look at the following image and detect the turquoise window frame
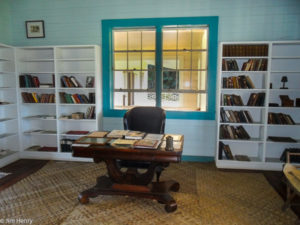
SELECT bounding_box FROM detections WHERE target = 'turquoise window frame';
[102,17,218,120]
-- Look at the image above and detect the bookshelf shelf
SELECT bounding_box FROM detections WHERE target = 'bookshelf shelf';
[222,56,269,59]
[58,88,95,90]
[59,119,96,122]
[219,122,264,126]
[0,133,18,138]
[59,103,96,106]
[219,138,264,143]
[221,106,266,109]
[22,103,56,105]
[21,59,55,62]
[56,58,95,61]
[221,88,267,92]
[216,41,300,171]
[56,71,95,74]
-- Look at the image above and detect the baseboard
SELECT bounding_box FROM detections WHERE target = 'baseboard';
[182,155,214,162]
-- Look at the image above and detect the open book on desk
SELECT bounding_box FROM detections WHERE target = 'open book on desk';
[134,139,161,149]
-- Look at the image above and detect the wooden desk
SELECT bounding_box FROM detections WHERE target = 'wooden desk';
[72,136,183,213]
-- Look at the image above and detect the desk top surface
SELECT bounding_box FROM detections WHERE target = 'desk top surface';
[72,131,184,163]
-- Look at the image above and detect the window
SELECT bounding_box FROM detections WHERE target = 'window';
[102,17,218,119]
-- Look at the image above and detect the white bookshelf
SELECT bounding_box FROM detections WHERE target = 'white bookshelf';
[16,45,100,161]
[216,41,300,171]
[0,43,20,167]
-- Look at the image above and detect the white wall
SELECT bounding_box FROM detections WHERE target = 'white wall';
[103,117,216,156]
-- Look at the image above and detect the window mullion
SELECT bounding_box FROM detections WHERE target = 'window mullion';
[155,26,163,107]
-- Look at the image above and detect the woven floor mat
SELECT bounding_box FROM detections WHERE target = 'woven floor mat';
[0,161,297,225]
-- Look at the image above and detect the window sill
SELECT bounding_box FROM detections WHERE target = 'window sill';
[103,108,215,120]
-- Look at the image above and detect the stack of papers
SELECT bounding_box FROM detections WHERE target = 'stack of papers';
[144,133,164,141]
[125,131,146,140]
[110,139,136,148]
[107,130,129,138]
[134,139,161,149]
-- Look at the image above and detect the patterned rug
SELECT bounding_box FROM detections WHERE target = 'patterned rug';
[0,161,297,225]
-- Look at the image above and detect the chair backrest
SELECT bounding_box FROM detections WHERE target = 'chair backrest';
[123,106,166,134]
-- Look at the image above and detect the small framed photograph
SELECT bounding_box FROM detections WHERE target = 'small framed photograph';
[25,20,45,38]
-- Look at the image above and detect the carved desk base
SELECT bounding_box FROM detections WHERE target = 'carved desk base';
[78,159,180,213]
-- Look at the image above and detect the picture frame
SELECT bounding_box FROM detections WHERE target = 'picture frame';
[25,20,45,38]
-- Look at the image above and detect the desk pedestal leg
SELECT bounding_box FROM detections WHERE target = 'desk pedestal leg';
[78,176,180,213]
[78,159,180,213]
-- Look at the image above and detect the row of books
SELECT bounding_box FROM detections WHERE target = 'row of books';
[268,113,296,125]
[222,59,239,71]
[222,59,267,71]
[86,106,95,119]
[220,108,254,123]
[219,125,250,140]
[61,76,82,88]
[19,74,40,88]
[218,142,251,161]
[222,45,268,57]
[59,92,95,104]
[247,93,265,106]
[222,75,255,89]
[241,59,267,71]
[59,106,95,120]
[61,76,94,88]
[21,92,55,103]
[19,74,55,88]
[222,93,265,106]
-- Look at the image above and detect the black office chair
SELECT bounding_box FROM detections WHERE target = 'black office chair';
[120,106,166,182]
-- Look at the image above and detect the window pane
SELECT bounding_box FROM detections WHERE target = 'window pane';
[178,71,192,90]
[128,31,141,50]
[147,65,156,90]
[114,53,127,70]
[132,71,147,89]
[162,70,179,90]
[133,92,156,106]
[177,51,191,70]
[114,31,127,51]
[161,93,207,111]
[192,71,207,91]
[114,71,128,89]
[114,92,155,109]
[192,51,207,70]
[163,51,176,69]
[192,29,207,50]
[142,30,155,50]
[128,52,141,70]
[163,30,177,50]
[114,71,153,90]
[142,52,155,70]
[178,29,191,50]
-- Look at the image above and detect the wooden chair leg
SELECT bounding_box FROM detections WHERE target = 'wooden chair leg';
[282,186,296,211]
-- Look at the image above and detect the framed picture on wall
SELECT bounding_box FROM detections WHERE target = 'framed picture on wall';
[25,20,45,38]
